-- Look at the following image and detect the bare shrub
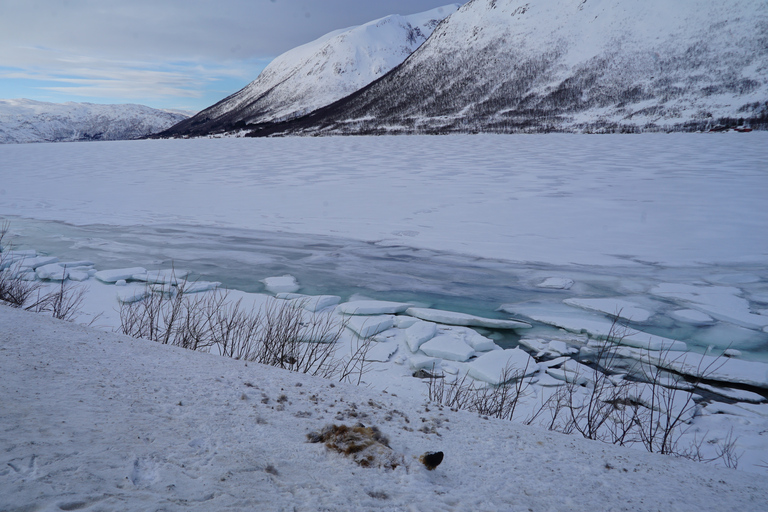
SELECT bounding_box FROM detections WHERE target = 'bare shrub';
[426,359,531,421]
[118,281,368,381]
[1,225,86,321]
[523,316,739,467]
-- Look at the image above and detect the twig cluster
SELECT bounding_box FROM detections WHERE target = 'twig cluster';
[118,278,372,382]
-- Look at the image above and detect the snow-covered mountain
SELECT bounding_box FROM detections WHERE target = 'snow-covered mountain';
[161,5,459,137]
[255,0,768,135]
[0,99,193,144]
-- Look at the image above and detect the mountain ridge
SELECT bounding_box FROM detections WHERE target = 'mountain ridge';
[160,5,460,138]
[0,99,192,144]
[242,0,768,136]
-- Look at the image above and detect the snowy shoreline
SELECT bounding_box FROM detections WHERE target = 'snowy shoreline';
[2,305,767,511]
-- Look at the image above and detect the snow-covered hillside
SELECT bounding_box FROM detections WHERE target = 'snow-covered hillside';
[257,0,768,135]
[3,305,767,510]
[161,5,459,137]
[0,99,192,144]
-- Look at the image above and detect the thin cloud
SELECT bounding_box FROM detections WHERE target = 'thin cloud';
[0,1,464,108]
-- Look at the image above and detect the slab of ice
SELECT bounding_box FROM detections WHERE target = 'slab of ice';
[419,335,475,362]
[518,337,579,358]
[17,256,58,270]
[406,307,531,330]
[35,263,68,281]
[538,356,571,369]
[67,270,90,282]
[404,320,437,352]
[58,260,94,268]
[337,300,413,315]
[181,281,221,294]
[564,297,653,323]
[133,269,190,285]
[669,309,716,326]
[535,371,568,387]
[621,348,768,390]
[505,303,686,351]
[116,288,149,304]
[651,283,768,330]
[408,355,441,370]
[393,315,419,329]
[372,328,406,345]
[261,275,300,294]
[345,315,395,338]
[464,331,500,352]
[545,366,590,387]
[537,277,574,290]
[697,383,766,403]
[365,341,399,363]
[277,293,340,312]
[628,386,696,422]
[704,273,761,285]
[750,292,768,304]
[466,349,537,385]
[94,267,147,283]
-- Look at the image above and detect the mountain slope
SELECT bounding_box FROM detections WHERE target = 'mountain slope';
[254,0,768,135]
[0,99,192,144]
[161,5,459,137]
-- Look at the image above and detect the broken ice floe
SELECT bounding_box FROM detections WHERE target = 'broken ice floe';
[35,263,69,281]
[117,287,150,304]
[261,274,300,294]
[466,349,537,385]
[563,297,653,323]
[503,303,686,352]
[408,354,441,370]
[337,300,413,315]
[345,315,395,338]
[419,335,475,362]
[405,307,531,329]
[94,267,147,283]
[133,269,191,285]
[404,321,438,352]
[365,341,399,363]
[669,309,716,326]
[536,277,575,290]
[651,283,768,330]
[276,293,340,312]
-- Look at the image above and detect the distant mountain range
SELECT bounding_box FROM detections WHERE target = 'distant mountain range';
[161,5,459,138]
[162,0,768,137]
[0,99,192,144]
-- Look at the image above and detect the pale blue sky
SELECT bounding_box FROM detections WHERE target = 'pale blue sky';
[0,0,463,111]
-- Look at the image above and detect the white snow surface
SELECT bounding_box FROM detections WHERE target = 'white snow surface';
[194,5,459,128]
[0,99,191,144]
[3,306,766,511]
[309,0,768,134]
[1,134,765,267]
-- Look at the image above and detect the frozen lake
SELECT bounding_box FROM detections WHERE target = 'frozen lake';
[1,133,767,358]
[2,133,768,472]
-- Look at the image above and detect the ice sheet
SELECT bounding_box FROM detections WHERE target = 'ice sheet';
[419,335,476,362]
[406,307,531,329]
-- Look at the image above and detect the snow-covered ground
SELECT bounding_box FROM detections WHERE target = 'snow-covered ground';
[1,133,768,506]
[3,305,767,511]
